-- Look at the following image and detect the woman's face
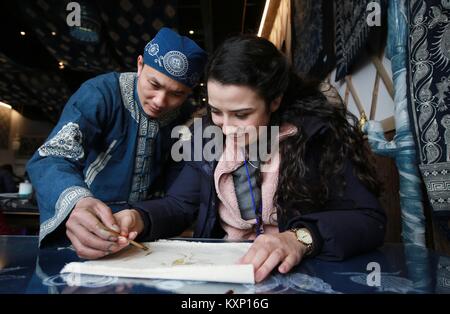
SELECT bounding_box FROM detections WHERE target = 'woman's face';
[207,80,280,146]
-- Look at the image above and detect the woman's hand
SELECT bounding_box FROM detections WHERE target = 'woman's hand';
[238,232,308,283]
[113,209,145,241]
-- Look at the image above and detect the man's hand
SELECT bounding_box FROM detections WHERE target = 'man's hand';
[238,232,308,283]
[113,209,145,241]
[66,197,128,259]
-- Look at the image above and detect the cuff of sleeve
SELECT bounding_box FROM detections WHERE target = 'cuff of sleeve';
[289,220,324,258]
[39,186,92,246]
[134,207,151,242]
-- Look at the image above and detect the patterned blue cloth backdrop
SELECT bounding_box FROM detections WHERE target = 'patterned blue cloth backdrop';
[291,0,335,80]
[364,0,426,246]
[406,0,450,228]
[334,0,387,81]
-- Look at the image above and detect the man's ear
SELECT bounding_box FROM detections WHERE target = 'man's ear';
[137,55,144,77]
[270,96,282,113]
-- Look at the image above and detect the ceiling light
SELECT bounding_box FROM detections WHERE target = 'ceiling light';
[189,30,194,35]
[51,32,57,36]
[20,31,26,36]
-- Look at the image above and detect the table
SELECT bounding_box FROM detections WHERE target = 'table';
[0,236,449,294]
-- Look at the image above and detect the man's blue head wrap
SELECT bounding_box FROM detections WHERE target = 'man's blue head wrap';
[143,27,207,89]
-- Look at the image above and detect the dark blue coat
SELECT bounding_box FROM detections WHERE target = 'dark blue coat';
[133,116,386,261]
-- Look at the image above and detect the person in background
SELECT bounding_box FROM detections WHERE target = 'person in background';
[0,164,17,235]
[0,165,17,193]
[1,164,22,186]
[26,28,207,259]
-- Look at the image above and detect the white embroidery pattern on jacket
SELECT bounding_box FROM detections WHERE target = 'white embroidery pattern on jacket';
[38,122,84,160]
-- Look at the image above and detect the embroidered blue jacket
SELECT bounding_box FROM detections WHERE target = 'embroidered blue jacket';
[27,72,191,245]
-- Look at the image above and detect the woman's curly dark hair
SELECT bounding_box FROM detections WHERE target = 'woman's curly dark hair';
[206,35,380,216]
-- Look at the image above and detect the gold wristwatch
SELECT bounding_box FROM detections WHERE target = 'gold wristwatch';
[290,228,313,255]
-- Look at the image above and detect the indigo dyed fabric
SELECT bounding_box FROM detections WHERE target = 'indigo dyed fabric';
[335,0,387,81]
[291,0,335,80]
[407,0,450,216]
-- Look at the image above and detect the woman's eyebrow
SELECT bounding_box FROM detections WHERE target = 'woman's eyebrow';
[229,108,253,113]
[208,104,253,112]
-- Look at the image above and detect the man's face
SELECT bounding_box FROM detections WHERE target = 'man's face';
[136,56,192,118]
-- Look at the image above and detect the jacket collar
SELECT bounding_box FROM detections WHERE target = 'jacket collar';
[193,116,329,176]
[214,123,298,174]
[297,115,329,143]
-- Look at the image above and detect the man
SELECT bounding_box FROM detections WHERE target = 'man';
[27,28,207,259]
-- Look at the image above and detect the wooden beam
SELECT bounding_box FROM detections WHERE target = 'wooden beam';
[345,76,366,117]
[241,0,247,33]
[370,72,381,120]
[344,85,350,108]
[200,0,214,53]
[258,0,281,38]
[371,56,395,100]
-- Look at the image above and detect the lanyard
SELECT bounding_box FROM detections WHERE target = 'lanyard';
[242,149,264,236]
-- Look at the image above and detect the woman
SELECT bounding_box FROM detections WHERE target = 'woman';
[115,35,386,282]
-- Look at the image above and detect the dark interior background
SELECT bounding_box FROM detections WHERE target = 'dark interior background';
[0,0,265,124]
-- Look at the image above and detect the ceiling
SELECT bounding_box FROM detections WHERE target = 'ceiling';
[0,0,265,123]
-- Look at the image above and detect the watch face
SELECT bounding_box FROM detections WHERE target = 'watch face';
[297,229,313,244]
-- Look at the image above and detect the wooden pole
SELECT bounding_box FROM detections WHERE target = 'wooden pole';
[371,56,395,100]
[258,0,282,39]
[370,72,381,120]
[345,76,366,117]
[344,84,350,108]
